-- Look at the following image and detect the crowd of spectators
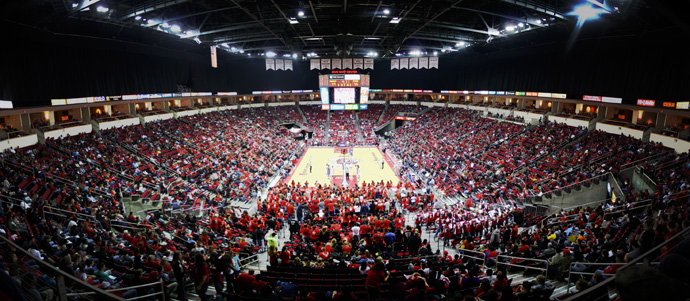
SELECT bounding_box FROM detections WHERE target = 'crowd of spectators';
[301,106,329,146]
[0,106,304,300]
[1,104,687,301]
[357,105,386,145]
[328,111,358,146]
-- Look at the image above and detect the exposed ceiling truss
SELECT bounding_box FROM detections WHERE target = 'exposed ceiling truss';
[6,0,642,58]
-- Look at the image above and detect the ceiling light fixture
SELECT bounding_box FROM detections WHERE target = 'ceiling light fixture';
[409,50,422,56]
[389,17,401,24]
[568,3,608,23]
[289,18,299,24]
[383,9,390,15]
[266,51,277,58]
[96,6,109,13]
[134,16,142,21]
[298,10,305,17]
[170,24,181,33]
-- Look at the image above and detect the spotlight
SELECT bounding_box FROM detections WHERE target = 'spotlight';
[568,3,608,22]
[518,22,524,28]
[193,37,201,44]
[96,6,109,13]
[266,51,277,58]
[292,53,298,59]
[433,51,438,56]
[170,24,181,32]
[162,22,170,28]
[383,8,390,15]
[289,18,299,24]
[409,50,422,56]
[455,41,466,47]
[505,25,516,32]
[389,17,401,24]
[298,11,305,17]
[135,16,142,21]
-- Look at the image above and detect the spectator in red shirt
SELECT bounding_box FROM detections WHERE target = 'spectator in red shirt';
[193,253,210,301]
[365,262,389,299]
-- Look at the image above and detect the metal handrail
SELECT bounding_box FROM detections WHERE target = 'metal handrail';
[620,151,671,170]
[456,248,486,265]
[563,225,690,301]
[496,254,549,278]
[565,262,626,293]
[534,172,608,197]
[0,234,125,301]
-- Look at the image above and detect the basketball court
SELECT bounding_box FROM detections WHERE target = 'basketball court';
[287,146,400,186]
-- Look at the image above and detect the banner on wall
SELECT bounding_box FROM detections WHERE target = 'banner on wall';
[391,59,399,70]
[428,57,439,69]
[391,57,436,70]
[342,58,353,69]
[332,58,342,69]
[363,58,374,69]
[284,60,293,70]
[320,58,331,69]
[353,58,364,69]
[276,59,285,70]
[409,57,418,69]
[399,58,409,69]
[310,59,320,70]
[419,57,428,69]
[210,46,218,68]
[265,59,275,70]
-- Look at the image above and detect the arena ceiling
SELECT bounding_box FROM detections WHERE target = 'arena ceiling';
[2,0,688,59]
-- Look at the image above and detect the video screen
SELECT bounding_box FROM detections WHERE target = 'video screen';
[334,88,356,104]
[319,74,369,110]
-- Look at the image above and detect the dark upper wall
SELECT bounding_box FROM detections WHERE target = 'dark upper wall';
[1,18,689,108]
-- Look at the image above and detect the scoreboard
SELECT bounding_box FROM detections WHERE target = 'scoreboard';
[319,74,370,87]
[319,74,370,110]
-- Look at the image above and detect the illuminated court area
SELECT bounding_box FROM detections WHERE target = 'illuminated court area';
[287,146,400,186]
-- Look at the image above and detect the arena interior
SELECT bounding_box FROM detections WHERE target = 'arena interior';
[1,1,690,301]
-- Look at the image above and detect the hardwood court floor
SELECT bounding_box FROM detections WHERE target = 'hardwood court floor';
[287,146,400,186]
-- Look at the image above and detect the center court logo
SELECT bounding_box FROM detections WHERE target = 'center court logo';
[335,158,359,165]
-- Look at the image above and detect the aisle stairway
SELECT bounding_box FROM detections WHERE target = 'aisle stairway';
[296,105,308,124]
[354,112,365,143]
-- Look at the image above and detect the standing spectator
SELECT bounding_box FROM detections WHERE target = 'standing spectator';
[172,253,187,301]
[267,232,278,251]
[365,262,389,300]
[193,253,210,301]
